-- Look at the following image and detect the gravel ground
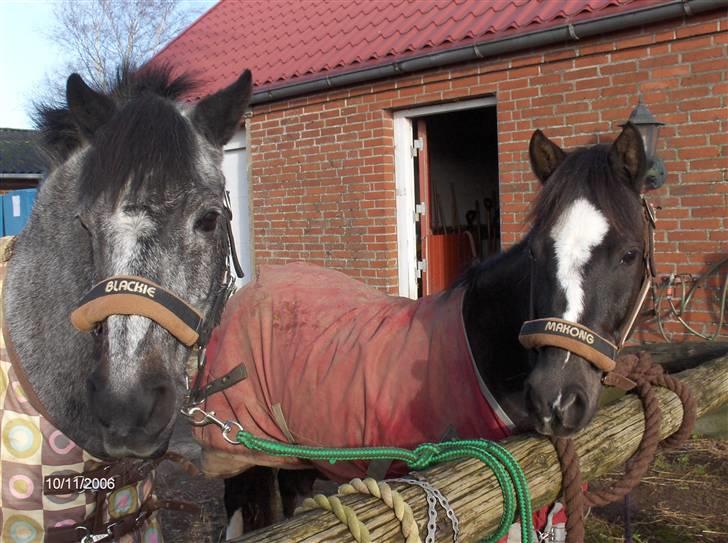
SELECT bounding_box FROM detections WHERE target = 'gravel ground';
[156,419,227,543]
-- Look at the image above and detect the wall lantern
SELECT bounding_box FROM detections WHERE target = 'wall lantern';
[621,98,666,189]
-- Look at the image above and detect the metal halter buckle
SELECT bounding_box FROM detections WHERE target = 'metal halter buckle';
[75,526,109,543]
[180,406,243,445]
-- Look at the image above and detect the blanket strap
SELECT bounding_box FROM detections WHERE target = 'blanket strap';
[189,363,247,404]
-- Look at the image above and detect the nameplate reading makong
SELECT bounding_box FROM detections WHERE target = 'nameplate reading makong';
[70,275,203,346]
[518,318,618,372]
[544,321,595,344]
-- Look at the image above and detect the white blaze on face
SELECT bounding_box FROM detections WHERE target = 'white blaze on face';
[550,198,609,323]
[106,207,157,388]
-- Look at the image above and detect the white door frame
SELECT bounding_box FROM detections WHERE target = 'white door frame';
[393,97,497,299]
[223,127,252,287]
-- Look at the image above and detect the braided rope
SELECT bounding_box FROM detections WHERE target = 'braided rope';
[300,494,371,543]
[554,352,696,543]
[339,477,420,543]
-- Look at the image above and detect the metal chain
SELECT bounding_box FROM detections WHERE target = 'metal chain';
[388,478,438,543]
[388,474,460,543]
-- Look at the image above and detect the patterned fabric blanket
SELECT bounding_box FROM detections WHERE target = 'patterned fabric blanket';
[0,255,161,543]
[194,262,515,481]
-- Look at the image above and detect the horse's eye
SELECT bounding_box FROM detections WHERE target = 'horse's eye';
[620,249,638,265]
[196,210,221,233]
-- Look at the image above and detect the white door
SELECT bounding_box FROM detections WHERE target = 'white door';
[222,129,252,287]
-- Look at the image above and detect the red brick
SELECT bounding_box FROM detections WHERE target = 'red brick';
[670,35,714,52]
[600,61,638,74]
[651,66,691,79]
[668,231,708,241]
[677,20,720,39]
[681,48,725,62]
[639,54,680,69]
[681,146,722,163]
[562,67,599,81]
[611,48,647,62]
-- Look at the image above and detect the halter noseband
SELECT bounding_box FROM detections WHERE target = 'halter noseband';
[518,197,657,382]
[70,198,243,348]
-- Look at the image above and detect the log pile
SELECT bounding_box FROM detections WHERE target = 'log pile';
[237,353,728,542]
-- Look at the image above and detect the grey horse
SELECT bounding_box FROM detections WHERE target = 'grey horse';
[4,65,251,460]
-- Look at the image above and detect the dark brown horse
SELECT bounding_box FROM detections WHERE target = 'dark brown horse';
[216,124,650,537]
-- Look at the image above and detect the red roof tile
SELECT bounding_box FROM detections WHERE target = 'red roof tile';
[153,0,665,100]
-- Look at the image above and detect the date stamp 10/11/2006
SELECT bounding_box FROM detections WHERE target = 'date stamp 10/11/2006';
[43,473,118,495]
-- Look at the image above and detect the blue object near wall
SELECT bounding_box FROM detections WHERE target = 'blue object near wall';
[0,195,4,236]
[3,188,37,236]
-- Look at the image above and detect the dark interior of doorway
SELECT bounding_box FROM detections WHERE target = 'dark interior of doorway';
[414,106,500,297]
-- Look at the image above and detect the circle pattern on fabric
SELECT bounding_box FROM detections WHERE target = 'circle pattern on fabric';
[143,525,160,543]
[3,514,43,543]
[109,486,138,518]
[2,418,41,458]
[48,429,76,455]
[12,380,29,402]
[9,474,34,499]
[44,469,82,504]
[0,366,7,396]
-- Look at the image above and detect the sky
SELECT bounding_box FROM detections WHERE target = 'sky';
[0,0,215,130]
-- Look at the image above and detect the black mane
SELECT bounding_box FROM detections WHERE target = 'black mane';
[35,65,201,205]
[529,145,642,237]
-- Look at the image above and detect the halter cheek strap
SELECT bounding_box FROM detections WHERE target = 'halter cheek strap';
[70,276,203,347]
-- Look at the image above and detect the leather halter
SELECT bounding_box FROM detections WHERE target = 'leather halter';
[518,197,657,385]
[70,199,243,349]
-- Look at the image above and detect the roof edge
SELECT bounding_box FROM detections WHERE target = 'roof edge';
[0,173,44,179]
[249,0,728,106]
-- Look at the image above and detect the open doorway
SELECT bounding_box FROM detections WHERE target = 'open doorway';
[413,107,500,296]
[394,98,500,299]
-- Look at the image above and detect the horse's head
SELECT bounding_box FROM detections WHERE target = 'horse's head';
[65,68,252,457]
[522,124,649,437]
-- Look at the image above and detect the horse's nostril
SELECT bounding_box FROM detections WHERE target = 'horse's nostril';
[553,388,587,430]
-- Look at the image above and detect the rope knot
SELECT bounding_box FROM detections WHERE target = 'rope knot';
[409,443,441,470]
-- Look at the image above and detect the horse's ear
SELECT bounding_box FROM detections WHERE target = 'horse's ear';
[66,73,117,139]
[609,122,647,192]
[529,129,566,184]
[192,70,253,147]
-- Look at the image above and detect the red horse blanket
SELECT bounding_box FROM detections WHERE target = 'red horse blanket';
[195,262,515,481]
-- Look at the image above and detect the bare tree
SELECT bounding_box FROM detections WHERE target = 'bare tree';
[48,0,208,91]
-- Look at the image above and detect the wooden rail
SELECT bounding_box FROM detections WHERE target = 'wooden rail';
[237,353,728,542]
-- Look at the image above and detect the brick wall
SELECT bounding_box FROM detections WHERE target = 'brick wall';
[249,9,727,341]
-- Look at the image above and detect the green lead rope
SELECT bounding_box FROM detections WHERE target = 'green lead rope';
[236,430,533,543]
